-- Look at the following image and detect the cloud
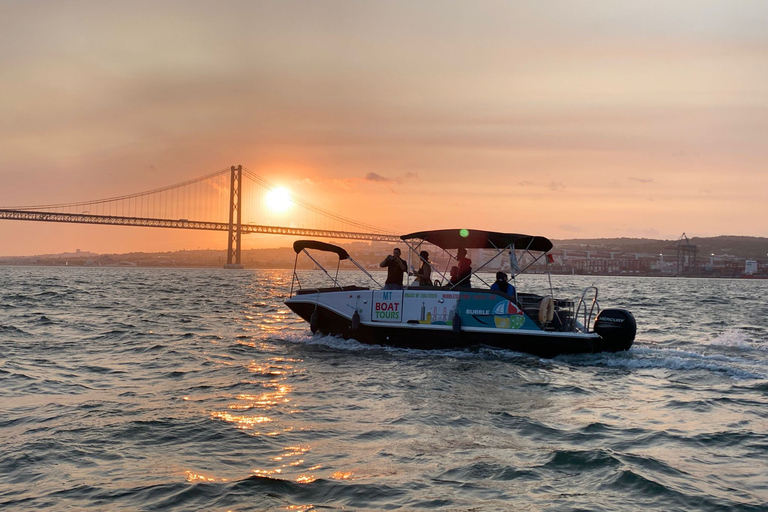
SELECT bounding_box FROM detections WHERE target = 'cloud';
[365,172,391,182]
[630,177,653,183]
[549,181,566,191]
[364,171,418,184]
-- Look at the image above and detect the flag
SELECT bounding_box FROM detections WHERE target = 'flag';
[509,250,520,273]
[547,254,555,263]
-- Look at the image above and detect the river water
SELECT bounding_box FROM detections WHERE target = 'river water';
[1,267,766,511]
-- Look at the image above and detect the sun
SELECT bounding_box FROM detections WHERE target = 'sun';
[265,187,293,213]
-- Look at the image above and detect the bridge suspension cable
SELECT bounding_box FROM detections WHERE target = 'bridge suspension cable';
[2,167,232,211]
[241,167,396,236]
[0,164,402,246]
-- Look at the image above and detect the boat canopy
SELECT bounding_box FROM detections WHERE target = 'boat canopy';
[401,229,553,252]
[292,240,350,260]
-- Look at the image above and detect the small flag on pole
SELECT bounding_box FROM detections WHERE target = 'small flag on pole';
[547,254,555,263]
[510,250,520,273]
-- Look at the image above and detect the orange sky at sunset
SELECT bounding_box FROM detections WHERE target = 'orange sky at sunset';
[1,1,767,256]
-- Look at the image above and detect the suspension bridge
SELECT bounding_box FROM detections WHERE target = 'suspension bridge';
[0,165,400,267]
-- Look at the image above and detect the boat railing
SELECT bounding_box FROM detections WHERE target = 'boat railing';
[574,286,600,333]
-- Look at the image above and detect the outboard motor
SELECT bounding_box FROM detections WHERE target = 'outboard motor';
[593,309,636,352]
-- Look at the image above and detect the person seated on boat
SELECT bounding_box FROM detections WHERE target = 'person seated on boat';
[455,247,472,288]
[380,247,407,290]
[410,250,432,286]
[490,271,516,297]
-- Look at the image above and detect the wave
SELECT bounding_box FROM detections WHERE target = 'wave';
[0,324,31,336]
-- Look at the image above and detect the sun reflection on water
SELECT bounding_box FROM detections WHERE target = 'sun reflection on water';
[184,470,228,483]
[210,411,272,429]
[285,505,315,511]
[252,468,283,476]
[206,352,344,485]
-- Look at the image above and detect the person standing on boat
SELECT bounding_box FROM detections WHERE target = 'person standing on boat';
[448,266,459,286]
[456,247,472,288]
[380,247,408,289]
[411,250,432,286]
[490,271,515,297]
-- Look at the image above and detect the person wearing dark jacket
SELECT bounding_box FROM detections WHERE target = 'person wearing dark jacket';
[490,271,515,296]
[411,250,432,286]
[380,247,407,289]
[456,247,472,288]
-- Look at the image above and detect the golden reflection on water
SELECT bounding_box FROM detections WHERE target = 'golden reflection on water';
[253,468,283,476]
[210,357,299,433]
[184,470,229,483]
[210,411,272,429]
[235,340,275,351]
[240,298,294,333]
[207,355,349,485]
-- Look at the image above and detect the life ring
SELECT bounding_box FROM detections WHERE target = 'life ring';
[539,296,555,325]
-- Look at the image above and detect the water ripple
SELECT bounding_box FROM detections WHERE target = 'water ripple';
[0,268,766,511]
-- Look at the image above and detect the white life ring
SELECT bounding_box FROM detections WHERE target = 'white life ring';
[539,296,555,324]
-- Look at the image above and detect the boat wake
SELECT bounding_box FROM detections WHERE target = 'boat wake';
[274,329,768,380]
[557,344,767,380]
[708,328,767,351]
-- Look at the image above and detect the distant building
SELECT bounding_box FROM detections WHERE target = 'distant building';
[745,260,758,275]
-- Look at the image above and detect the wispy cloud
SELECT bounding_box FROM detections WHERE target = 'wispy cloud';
[549,182,566,191]
[364,172,418,184]
[365,172,390,182]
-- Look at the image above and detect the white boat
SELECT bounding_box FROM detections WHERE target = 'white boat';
[285,229,636,358]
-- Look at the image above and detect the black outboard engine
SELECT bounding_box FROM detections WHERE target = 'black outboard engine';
[593,309,636,352]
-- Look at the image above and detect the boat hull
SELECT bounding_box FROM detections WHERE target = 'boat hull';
[285,288,618,358]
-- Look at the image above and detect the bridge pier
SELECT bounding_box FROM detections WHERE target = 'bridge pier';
[225,165,244,269]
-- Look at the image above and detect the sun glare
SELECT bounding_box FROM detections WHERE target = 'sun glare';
[265,187,292,213]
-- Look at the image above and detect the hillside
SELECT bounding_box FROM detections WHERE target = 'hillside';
[554,236,768,259]
[1,236,767,268]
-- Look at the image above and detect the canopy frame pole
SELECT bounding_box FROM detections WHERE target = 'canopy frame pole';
[348,258,382,288]
[290,251,300,297]
[403,240,450,285]
[302,249,343,289]
[466,243,509,288]
[515,241,548,275]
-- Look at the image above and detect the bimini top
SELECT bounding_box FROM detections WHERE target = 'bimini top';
[401,229,553,252]
[293,240,350,260]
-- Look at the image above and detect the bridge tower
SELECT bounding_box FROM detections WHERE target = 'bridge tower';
[225,165,244,269]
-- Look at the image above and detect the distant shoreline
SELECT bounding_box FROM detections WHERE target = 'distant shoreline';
[1,235,766,279]
[2,263,766,280]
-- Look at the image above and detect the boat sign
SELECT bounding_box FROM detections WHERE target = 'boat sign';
[372,291,404,322]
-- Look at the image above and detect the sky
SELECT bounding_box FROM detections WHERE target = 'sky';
[1,0,767,256]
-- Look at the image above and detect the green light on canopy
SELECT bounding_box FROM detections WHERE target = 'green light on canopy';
[459,229,469,238]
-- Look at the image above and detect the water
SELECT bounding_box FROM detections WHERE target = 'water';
[1,267,766,511]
